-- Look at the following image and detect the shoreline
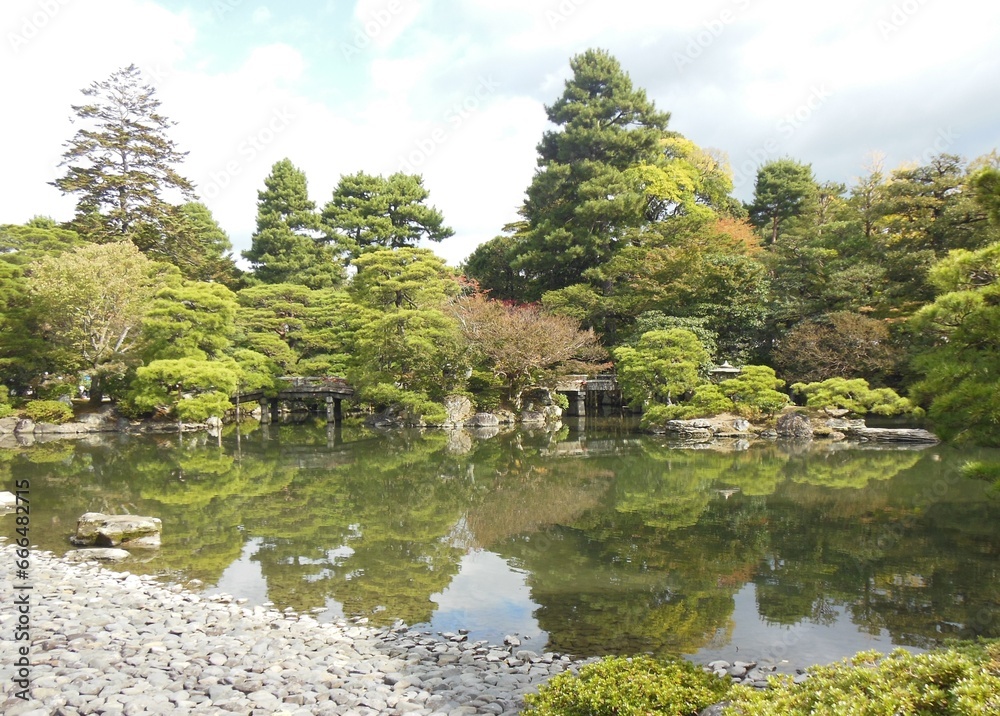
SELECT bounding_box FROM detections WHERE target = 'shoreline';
[1,541,813,715]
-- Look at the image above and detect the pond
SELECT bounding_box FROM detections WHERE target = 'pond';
[4,418,999,670]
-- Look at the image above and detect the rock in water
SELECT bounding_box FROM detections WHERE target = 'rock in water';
[71,512,162,548]
[65,548,131,561]
[775,412,813,439]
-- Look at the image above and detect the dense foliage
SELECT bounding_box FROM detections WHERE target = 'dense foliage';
[2,57,999,443]
[728,642,1000,716]
[521,643,1000,716]
[522,655,730,716]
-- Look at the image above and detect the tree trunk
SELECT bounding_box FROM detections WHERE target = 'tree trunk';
[88,374,105,406]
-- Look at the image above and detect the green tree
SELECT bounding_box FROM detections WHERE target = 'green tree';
[717,365,789,419]
[243,159,343,288]
[972,166,1000,225]
[792,377,916,416]
[0,218,83,264]
[461,230,527,301]
[235,284,357,376]
[141,281,239,361]
[26,242,168,403]
[51,64,195,248]
[321,171,453,262]
[507,48,672,298]
[347,248,465,417]
[747,159,818,245]
[909,241,1000,443]
[543,215,769,357]
[128,356,238,421]
[0,220,85,393]
[613,329,709,409]
[160,202,241,285]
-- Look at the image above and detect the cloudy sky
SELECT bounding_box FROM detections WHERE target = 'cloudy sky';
[3,0,998,266]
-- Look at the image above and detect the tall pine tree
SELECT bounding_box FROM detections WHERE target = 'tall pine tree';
[243,159,344,288]
[52,64,195,247]
[321,171,453,263]
[506,49,672,299]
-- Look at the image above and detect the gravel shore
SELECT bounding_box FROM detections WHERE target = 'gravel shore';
[0,540,580,715]
[1,539,809,715]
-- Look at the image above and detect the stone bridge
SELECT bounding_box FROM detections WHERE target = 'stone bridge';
[241,376,354,424]
[554,374,621,417]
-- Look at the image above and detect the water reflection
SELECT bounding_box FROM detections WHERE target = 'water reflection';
[3,421,998,664]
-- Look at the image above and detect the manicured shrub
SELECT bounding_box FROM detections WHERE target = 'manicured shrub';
[522,655,731,716]
[727,642,1000,716]
[790,377,918,416]
[22,399,74,424]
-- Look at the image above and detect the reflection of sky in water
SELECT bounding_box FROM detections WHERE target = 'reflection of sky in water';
[423,550,547,647]
[207,536,270,604]
[206,536,347,620]
[194,537,926,666]
[204,542,543,646]
[690,583,920,672]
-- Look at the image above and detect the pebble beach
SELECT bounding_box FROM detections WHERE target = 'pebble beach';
[0,540,588,715]
[1,539,803,715]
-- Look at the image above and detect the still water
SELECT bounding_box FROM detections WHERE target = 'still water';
[5,418,999,668]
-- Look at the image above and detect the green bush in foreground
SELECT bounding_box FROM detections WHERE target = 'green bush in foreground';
[522,655,730,716]
[727,643,1000,716]
[22,399,74,424]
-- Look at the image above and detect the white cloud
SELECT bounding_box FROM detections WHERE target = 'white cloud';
[251,5,272,25]
[351,0,422,52]
[2,0,999,265]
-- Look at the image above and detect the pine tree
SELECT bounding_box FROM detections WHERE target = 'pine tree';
[509,49,672,298]
[52,64,195,246]
[322,171,453,262]
[243,159,344,288]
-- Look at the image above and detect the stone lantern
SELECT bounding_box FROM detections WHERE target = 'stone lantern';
[708,361,741,383]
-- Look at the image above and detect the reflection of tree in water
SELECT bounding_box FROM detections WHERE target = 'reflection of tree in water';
[751,451,1000,645]
[783,448,922,490]
[245,429,471,624]
[4,430,998,654]
[462,431,615,550]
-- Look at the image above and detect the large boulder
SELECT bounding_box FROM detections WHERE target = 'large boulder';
[466,412,500,428]
[14,418,35,434]
[521,387,555,408]
[442,395,475,426]
[520,410,546,425]
[71,513,162,548]
[77,405,120,428]
[775,412,813,439]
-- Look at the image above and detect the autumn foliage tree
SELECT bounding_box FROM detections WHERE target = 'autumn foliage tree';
[772,311,903,385]
[448,293,607,406]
